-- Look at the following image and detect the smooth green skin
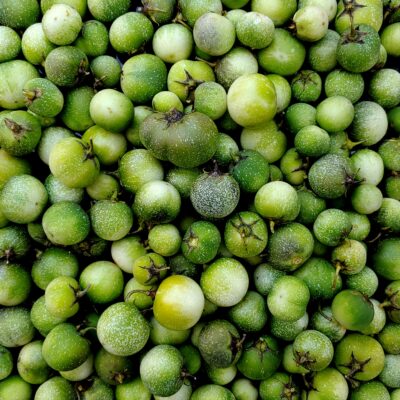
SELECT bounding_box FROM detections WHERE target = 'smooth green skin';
[23,77,63,117]
[258,29,306,76]
[213,133,240,167]
[310,307,346,343]
[237,335,281,380]
[377,198,400,233]
[294,257,341,300]
[207,362,237,385]
[32,247,78,290]
[0,60,39,109]
[44,276,80,319]
[41,0,87,17]
[293,5,328,42]
[45,174,84,204]
[21,22,56,65]
[150,316,191,346]
[282,344,309,374]
[379,323,400,355]
[80,261,124,304]
[308,154,353,199]
[270,312,309,342]
[352,184,383,215]
[360,298,386,336]
[0,174,47,224]
[0,262,31,306]
[97,302,150,356]
[215,47,258,90]
[140,110,219,169]
[124,277,156,310]
[332,239,367,276]
[372,238,400,280]
[152,91,183,113]
[169,254,198,280]
[335,333,385,381]
[115,377,151,400]
[61,86,95,132]
[87,0,130,22]
[49,137,100,188]
[148,224,181,257]
[152,23,193,64]
[201,257,249,307]
[267,74,291,113]
[379,139,400,172]
[313,208,352,247]
[59,352,93,381]
[232,149,270,193]
[17,340,50,384]
[179,344,202,376]
[74,19,109,57]
[76,376,114,400]
[142,0,176,25]
[179,0,223,27]
[44,45,89,87]
[295,125,330,157]
[90,88,134,133]
[292,330,333,372]
[259,372,300,400]
[37,126,73,165]
[153,275,205,331]
[167,59,215,102]
[132,252,167,286]
[255,181,299,222]
[35,376,76,400]
[193,12,235,56]
[385,281,400,323]
[91,55,122,89]
[316,96,354,133]
[386,175,400,200]
[0,26,21,62]
[240,120,287,164]
[345,266,379,298]
[284,103,316,135]
[381,22,400,56]
[279,147,307,186]
[182,220,221,264]
[42,201,90,246]
[90,200,133,241]
[369,68,400,109]
[0,149,31,190]
[227,73,277,128]
[251,0,297,25]
[351,381,390,400]
[266,222,314,272]
[30,296,66,337]
[337,24,381,73]
[109,11,154,53]
[351,100,388,147]
[325,69,365,103]
[0,375,32,400]
[228,290,267,332]
[0,345,13,380]
[296,188,326,225]
[0,0,39,29]
[94,347,134,386]
[119,149,164,194]
[191,172,240,220]
[335,0,383,34]
[140,345,184,397]
[198,319,241,369]
[0,225,31,261]
[291,70,322,103]
[86,172,120,201]
[194,82,227,120]
[133,180,181,224]
[111,235,147,274]
[308,29,340,72]
[236,11,274,49]
[166,167,201,199]
[351,149,385,186]
[191,384,235,400]
[379,355,400,389]
[0,307,35,348]
[304,368,349,400]
[224,211,268,258]
[42,3,82,45]
[0,110,42,156]
[267,275,310,322]
[121,54,167,104]
[332,290,374,331]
